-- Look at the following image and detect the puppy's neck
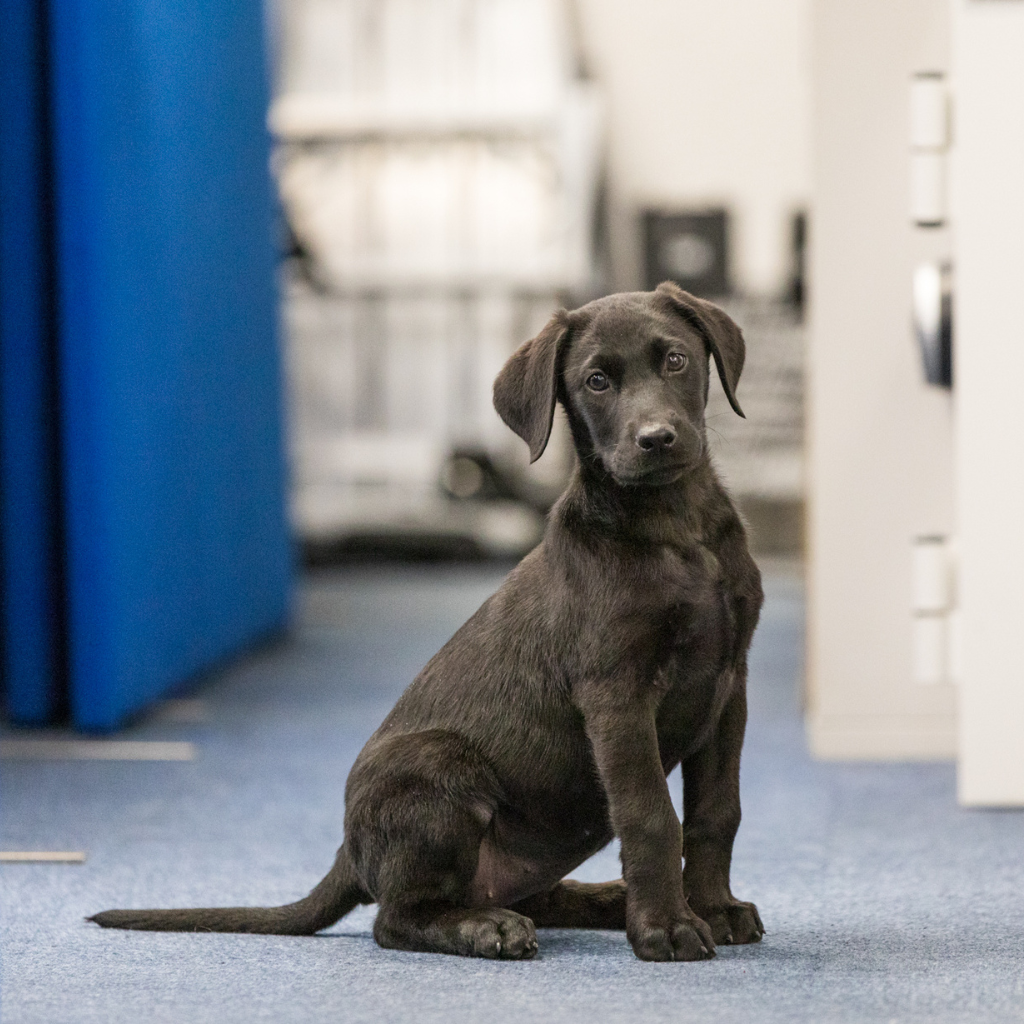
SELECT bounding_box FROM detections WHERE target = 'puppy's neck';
[555,456,723,548]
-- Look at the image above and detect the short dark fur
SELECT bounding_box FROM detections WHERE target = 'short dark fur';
[91,282,764,962]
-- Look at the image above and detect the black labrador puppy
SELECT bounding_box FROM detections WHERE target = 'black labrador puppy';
[91,282,764,962]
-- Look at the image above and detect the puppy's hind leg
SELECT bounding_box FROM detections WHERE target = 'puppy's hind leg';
[374,903,538,960]
[346,730,538,960]
[510,879,627,929]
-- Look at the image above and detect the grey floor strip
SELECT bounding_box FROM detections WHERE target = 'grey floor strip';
[0,740,197,761]
[0,851,86,863]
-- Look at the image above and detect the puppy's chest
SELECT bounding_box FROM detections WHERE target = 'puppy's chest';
[655,539,733,648]
[660,576,734,679]
[649,550,737,750]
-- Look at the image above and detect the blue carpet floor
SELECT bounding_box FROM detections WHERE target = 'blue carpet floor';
[2,562,1023,1023]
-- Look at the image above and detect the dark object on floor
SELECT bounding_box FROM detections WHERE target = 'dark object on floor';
[299,495,546,566]
[91,283,764,962]
[643,209,730,298]
[302,531,488,566]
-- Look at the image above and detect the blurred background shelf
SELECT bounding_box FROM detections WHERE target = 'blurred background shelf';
[704,298,805,557]
[275,0,604,559]
[269,95,592,141]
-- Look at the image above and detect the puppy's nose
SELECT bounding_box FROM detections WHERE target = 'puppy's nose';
[635,424,677,451]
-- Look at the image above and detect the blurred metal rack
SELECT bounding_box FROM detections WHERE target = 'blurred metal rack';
[272,0,604,557]
[706,298,805,555]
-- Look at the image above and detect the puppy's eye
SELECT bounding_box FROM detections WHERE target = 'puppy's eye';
[586,372,610,392]
[666,352,688,372]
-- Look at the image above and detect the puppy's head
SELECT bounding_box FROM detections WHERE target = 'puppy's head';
[493,282,746,487]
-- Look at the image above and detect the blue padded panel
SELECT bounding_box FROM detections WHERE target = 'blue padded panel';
[48,0,292,730]
[0,0,64,723]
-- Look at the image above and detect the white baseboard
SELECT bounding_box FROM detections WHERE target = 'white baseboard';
[807,714,956,761]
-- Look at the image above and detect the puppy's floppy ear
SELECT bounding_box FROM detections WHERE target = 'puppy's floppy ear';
[656,280,746,417]
[493,311,571,463]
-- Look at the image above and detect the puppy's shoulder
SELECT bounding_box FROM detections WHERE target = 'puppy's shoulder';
[699,476,763,606]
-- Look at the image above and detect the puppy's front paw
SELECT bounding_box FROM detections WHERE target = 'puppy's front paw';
[628,914,716,962]
[691,899,764,945]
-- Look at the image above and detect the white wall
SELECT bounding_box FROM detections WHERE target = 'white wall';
[950,0,1024,806]
[574,0,811,296]
[806,0,957,759]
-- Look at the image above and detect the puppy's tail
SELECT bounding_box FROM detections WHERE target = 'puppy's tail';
[88,843,371,935]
